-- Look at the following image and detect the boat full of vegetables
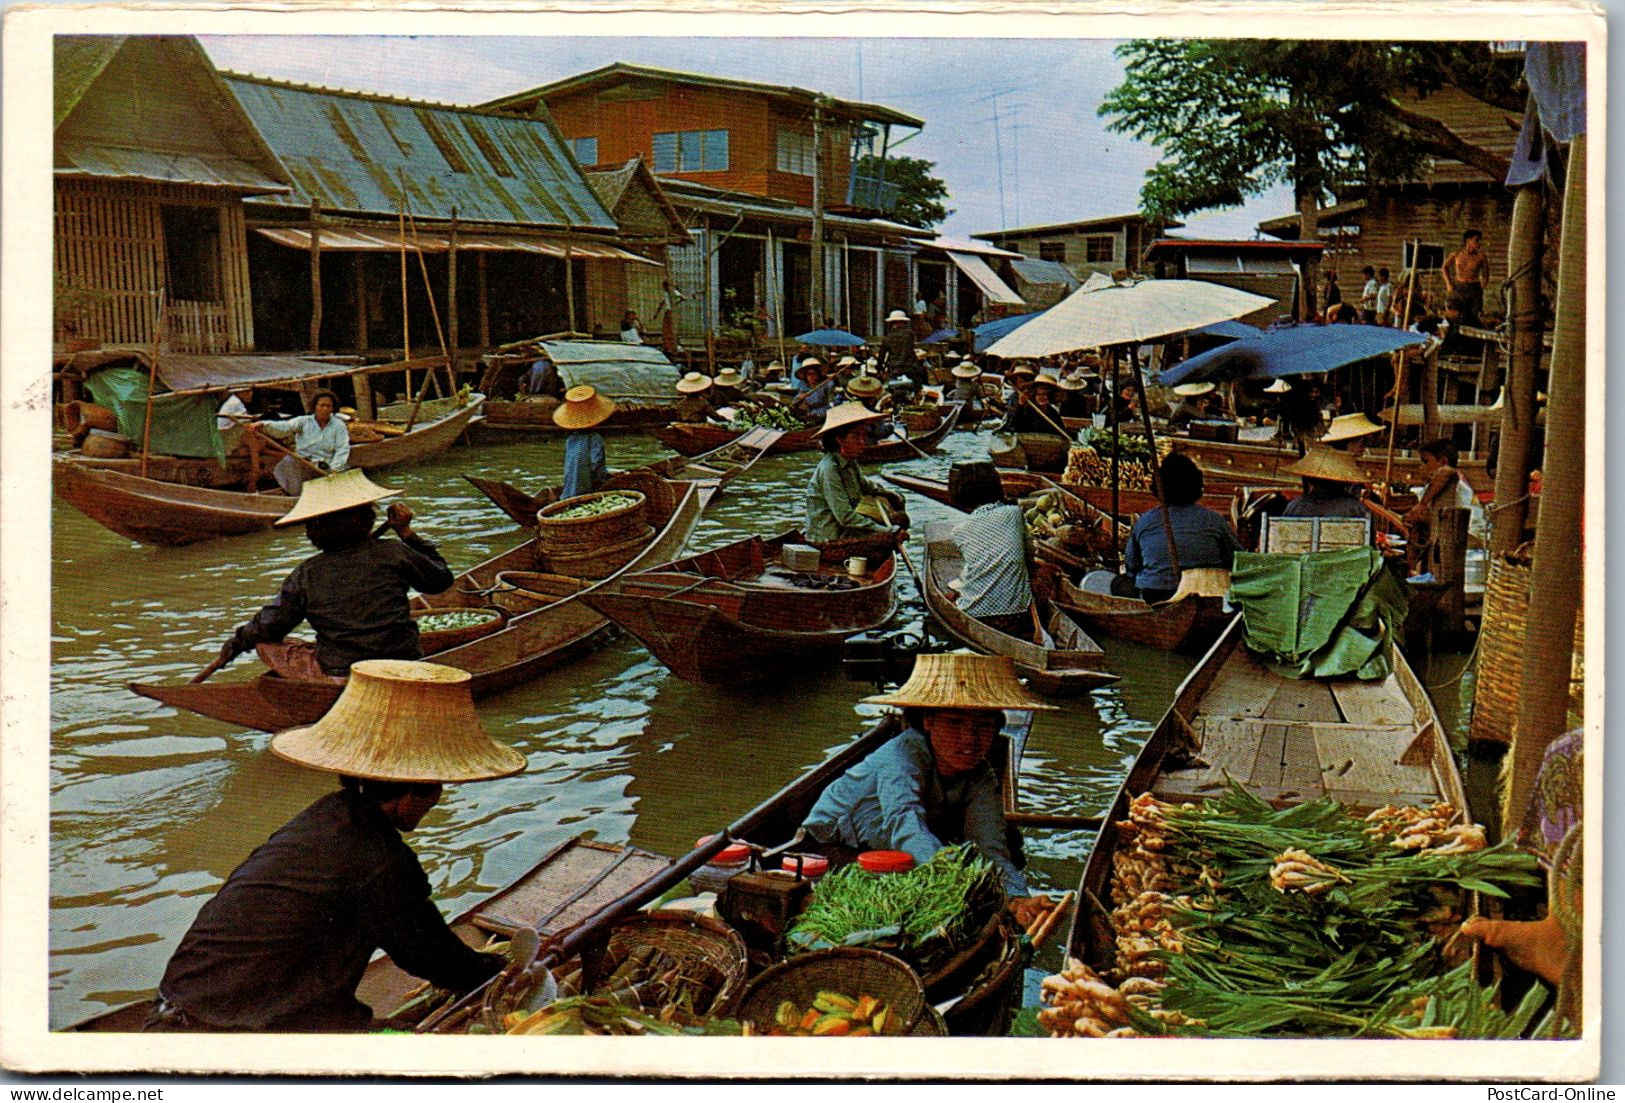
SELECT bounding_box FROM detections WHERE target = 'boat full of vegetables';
[1040,782,1556,1039]
[786,843,1004,974]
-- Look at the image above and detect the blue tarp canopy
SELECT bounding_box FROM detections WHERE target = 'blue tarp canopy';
[923,312,1048,353]
[1159,323,1431,386]
[795,328,866,347]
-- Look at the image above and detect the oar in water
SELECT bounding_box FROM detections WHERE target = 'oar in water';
[872,498,924,591]
[190,655,229,684]
[1028,601,1055,649]
[881,426,936,462]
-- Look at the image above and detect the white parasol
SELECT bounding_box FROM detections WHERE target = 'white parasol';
[983,277,1275,358]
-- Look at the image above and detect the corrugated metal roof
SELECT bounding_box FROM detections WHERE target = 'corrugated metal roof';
[255,225,658,263]
[972,212,1183,240]
[222,74,616,230]
[58,347,402,394]
[921,236,1023,259]
[1007,257,1080,289]
[54,36,124,129]
[56,141,289,193]
[541,339,678,402]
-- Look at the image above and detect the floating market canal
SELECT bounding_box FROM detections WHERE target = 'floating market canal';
[49,428,1202,1030]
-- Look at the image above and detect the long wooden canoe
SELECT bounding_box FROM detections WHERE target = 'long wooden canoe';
[580,531,898,687]
[52,460,294,546]
[465,426,786,529]
[63,397,486,490]
[1053,576,1233,655]
[1064,614,1468,974]
[1168,434,1489,489]
[473,398,677,437]
[651,401,964,461]
[920,523,1117,696]
[129,473,710,732]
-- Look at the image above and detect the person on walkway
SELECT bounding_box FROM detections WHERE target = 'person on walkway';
[1320,270,1342,318]
[948,460,1034,640]
[1358,265,1379,323]
[799,652,1055,928]
[1375,267,1395,326]
[253,389,351,497]
[554,384,615,500]
[146,660,525,1032]
[672,372,716,423]
[803,403,908,548]
[1119,453,1243,603]
[1442,229,1491,328]
[1280,447,1372,520]
[1405,438,1482,572]
[619,310,644,344]
[879,309,916,381]
[216,470,455,680]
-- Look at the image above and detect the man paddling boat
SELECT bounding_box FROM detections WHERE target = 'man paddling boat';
[146,660,525,1032]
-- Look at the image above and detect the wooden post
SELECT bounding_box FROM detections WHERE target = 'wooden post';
[398,191,412,361]
[1132,345,1180,578]
[1509,133,1587,825]
[447,209,460,381]
[1420,343,1441,442]
[1380,349,1406,504]
[1433,505,1469,639]
[354,253,370,354]
[139,288,166,479]
[1109,347,1120,571]
[308,201,323,353]
[564,240,576,334]
[1490,183,1547,555]
[476,253,490,350]
[810,101,826,330]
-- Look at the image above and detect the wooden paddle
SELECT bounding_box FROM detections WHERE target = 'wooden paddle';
[1028,601,1055,648]
[246,424,328,478]
[873,498,924,590]
[190,655,229,684]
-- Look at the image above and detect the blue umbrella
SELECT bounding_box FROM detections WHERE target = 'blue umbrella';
[921,326,958,345]
[970,311,1045,353]
[1158,323,1431,386]
[794,328,866,347]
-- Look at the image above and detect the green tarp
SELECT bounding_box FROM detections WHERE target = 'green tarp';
[82,365,226,462]
[1229,547,1409,681]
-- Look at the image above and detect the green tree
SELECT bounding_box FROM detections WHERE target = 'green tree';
[1101,40,1522,314]
[856,154,953,229]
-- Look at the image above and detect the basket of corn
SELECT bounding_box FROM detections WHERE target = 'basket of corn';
[534,490,653,577]
[736,948,927,1037]
[411,606,505,653]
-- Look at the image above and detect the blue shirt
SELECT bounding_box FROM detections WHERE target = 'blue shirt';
[953,502,1032,617]
[1124,503,1242,592]
[561,431,608,500]
[802,726,1028,895]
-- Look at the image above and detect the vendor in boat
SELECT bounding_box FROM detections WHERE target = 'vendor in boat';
[948,460,1034,639]
[216,470,455,679]
[251,389,350,497]
[799,652,1055,928]
[845,371,897,445]
[711,367,750,407]
[1001,372,1070,437]
[1000,362,1037,410]
[1110,379,1144,424]
[1118,453,1243,603]
[1319,411,1387,458]
[672,372,716,423]
[1166,382,1216,431]
[950,359,985,420]
[146,660,525,1032]
[1280,446,1372,519]
[1056,372,1093,419]
[554,384,616,500]
[878,308,916,382]
[804,402,909,549]
[791,357,838,422]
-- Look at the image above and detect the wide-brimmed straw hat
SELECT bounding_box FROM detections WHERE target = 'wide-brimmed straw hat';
[951,362,982,380]
[1320,412,1386,443]
[814,401,887,437]
[713,368,746,388]
[836,355,859,368]
[1032,372,1062,391]
[1283,446,1370,485]
[1006,363,1038,379]
[762,381,798,395]
[553,384,616,430]
[1058,373,1086,391]
[946,350,962,361]
[270,660,526,782]
[796,358,824,380]
[275,468,402,527]
[864,653,1057,712]
[675,371,713,394]
[846,372,884,398]
[1173,382,1215,397]
[886,309,910,324]
[1263,379,1292,394]
[762,360,788,378]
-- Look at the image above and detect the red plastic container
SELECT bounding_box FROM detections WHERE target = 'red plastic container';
[780,853,830,879]
[696,835,752,866]
[857,850,916,874]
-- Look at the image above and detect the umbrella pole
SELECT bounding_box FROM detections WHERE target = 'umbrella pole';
[1132,344,1180,579]
[1110,347,1120,572]
[1381,348,1406,504]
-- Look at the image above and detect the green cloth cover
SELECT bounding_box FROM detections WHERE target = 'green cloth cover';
[1229,547,1409,681]
[83,365,226,462]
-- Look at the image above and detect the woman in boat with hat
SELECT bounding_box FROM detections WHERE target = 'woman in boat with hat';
[845,370,897,445]
[250,388,351,497]
[710,366,751,408]
[878,307,916,382]
[1001,371,1070,438]
[1280,446,1373,519]
[804,402,909,551]
[215,470,456,680]
[146,660,526,1032]
[1319,410,1387,458]
[1056,371,1093,420]
[554,384,617,500]
[790,356,838,423]
[948,460,1035,640]
[1167,381,1216,431]
[799,652,1055,929]
[672,371,717,424]
[1118,452,1243,603]
[950,358,986,423]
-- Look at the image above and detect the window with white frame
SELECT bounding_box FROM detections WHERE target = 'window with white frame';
[777,129,815,175]
[654,129,730,173]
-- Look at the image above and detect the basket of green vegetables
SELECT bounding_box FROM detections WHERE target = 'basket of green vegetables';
[411,606,505,653]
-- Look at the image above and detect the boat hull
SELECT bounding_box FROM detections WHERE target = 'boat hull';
[53,460,292,546]
[1054,580,1234,654]
[652,401,963,462]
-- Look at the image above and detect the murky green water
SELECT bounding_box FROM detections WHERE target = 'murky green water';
[50,426,1200,1028]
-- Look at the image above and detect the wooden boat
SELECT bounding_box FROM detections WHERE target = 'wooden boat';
[465,426,786,529]
[473,397,676,437]
[579,532,898,686]
[1053,574,1234,655]
[1064,614,1468,974]
[920,523,1117,695]
[52,460,294,546]
[129,473,710,732]
[651,401,963,462]
[1055,477,1246,520]
[1170,434,1489,489]
[63,396,486,490]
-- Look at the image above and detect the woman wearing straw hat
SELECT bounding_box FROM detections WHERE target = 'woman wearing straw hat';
[799,653,1055,928]
[1319,411,1387,458]
[711,366,750,407]
[554,384,616,500]
[250,389,350,497]
[215,470,454,680]
[1167,381,1216,431]
[1056,371,1092,420]
[791,356,838,423]
[804,402,909,549]
[672,371,716,424]
[844,370,895,444]
[1280,446,1372,520]
[1001,371,1069,438]
[950,358,985,422]
[147,660,525,1032]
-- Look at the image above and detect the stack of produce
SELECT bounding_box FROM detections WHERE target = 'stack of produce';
[1040,784,1552,1039]
[1019,490,1070,543]
[547,492,643,521]
[786,843,1004,975]
[1062,429,1163,490]
[414,609,499,634]
[1014,489,1119,563]
[503,996,746,1036]
[729,399,808,431]
[761,991,904,1037]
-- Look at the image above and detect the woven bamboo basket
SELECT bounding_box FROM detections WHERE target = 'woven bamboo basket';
[1469,543,1585,747]
[81,428,131,458]
[535,490,649,554]
[736,948,927,1036]
[412,606,505,654]
[898,405,942,434]
[490,570,586,615]
[540,527,655,579]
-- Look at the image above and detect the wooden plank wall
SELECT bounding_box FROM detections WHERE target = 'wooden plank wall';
[1325,191,1515,313]
[55,178,254,351]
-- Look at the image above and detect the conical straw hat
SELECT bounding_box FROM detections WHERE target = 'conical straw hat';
[271,660,526,782]
[1320,412,1385,442]
[552,384,616,429]
[713,368,746,387]
[846,372,884,398]
[865,653,1057,711]
[675,371,713,394]
[1283,446,1370,484]
[1173,381,1215,397]
[1057,373,1086,390]
[814,401,887,437]
[1263,379,1292,394]
[275,468,402,527]
[951,363,982,379]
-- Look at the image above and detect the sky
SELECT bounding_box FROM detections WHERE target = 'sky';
[197,34,1296,242]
